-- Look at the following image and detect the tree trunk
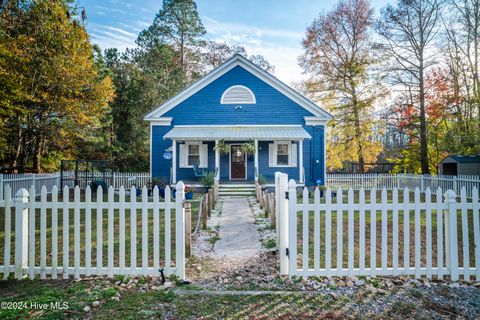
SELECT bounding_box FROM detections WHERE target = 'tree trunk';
[32,136,42,173]
[351,87,365,173]
[419,52,430,175]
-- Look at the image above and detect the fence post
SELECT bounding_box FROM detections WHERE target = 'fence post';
[14,188,29,279]
[202,195,208,229]
[278,173,289,275]
[445,190,459,281]
[184,201,192,258]
[31,174,36,196]
[420,175,424,193]
[208,189,213,217]
[453,176,457,194]
[287,179,297,277]
[270,195,276,229]
[275,172,280,247]
[0,174,3,202]
[175,181,185,280]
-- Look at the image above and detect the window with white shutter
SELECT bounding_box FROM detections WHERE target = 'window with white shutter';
[179,142,208,168]
[199,144,208,168]
[268,142,297,167]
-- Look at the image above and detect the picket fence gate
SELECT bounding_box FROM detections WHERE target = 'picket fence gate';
[275,172,480,281]
[0,182,186,280]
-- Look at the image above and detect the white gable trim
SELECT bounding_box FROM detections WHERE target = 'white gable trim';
[149,117,173,126]
[143,54,333,121]
[304,116,329,126]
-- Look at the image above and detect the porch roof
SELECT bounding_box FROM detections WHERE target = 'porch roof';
[163,125,311,141]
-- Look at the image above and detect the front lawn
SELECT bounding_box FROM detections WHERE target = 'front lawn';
[0,192,204,272]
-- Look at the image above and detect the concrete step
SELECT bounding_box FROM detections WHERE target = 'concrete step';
[218,187,255,192]
[219,191,255,196]
[219,184,255,188]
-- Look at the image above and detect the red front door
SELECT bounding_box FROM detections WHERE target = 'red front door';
[231,145,246,179]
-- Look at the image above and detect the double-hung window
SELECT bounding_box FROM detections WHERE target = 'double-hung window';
[179,142,208,168]
[276,144,289,166]
[187,144,200,167]
[268,142,297,167]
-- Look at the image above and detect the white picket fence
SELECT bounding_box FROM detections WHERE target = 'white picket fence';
[0,172,151,201]
[276,172,480,281]
[61,171,150,190]
[326,173,480,198]
[0,182,186,280]
[0,173,61,202]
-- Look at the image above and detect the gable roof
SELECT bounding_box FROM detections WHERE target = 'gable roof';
[144,54,333,121]
[442,155,480,163]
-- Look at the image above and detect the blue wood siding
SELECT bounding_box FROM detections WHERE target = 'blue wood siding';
[151,65,327,185]
[151,125,173,182]
[164,66,315,125]
[153,126,326,185]
[303,126,325,186]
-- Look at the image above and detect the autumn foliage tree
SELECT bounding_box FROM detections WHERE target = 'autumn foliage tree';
[300,0,383,173]
[0,0,114,172]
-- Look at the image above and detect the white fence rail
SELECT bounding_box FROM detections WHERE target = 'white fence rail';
[326,173,480,198]
[0,172,151,201]
[0,182,186,280]
[0,173,61,202]
[277,172,480,281]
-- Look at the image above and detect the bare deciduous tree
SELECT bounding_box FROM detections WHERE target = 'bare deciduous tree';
[376,0,442,174]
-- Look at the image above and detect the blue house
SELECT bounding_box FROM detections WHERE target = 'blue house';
[144,54,332,187]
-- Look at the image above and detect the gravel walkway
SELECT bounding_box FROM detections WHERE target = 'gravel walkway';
[214,196,261,258]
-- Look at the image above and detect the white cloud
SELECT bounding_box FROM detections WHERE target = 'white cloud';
[203,16,306,85]
[203,16,303,41]
[87,15,307,84]
[88,23,138,51]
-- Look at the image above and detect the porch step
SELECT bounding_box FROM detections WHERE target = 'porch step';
[218,183,256,196]
[218,192,255,196]
[219,184,255,188]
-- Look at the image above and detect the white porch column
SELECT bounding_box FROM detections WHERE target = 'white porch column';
[254,139,259,181]
[215,140,220,182]
[299,140,304,183]
[172,139,177,184]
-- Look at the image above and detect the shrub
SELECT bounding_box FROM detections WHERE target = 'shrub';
[257,174,267,186]
[200,172,215,189]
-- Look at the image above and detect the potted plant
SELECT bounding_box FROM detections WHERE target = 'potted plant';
[151,177,168,198]
[241,141,256,160]
[257,174,267,191]
[214,140,229,154]
[184,185,195,200]
[200,172,215,192]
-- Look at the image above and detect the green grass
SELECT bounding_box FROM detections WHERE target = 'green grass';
[296,189,477,270]
[0,279,118,319]
[0,192,203,271]
[0,279,345,319]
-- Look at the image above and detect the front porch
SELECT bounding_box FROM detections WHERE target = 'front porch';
[163,126,311,185]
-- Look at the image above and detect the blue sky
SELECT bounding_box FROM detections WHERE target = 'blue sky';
[80,0,391,84]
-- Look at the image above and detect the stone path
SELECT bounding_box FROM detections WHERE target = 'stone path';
[214,196,261,258]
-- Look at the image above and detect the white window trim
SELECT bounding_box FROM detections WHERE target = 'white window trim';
[220,85,256,104]
[180,142,202,168]
[270,141,297,168]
